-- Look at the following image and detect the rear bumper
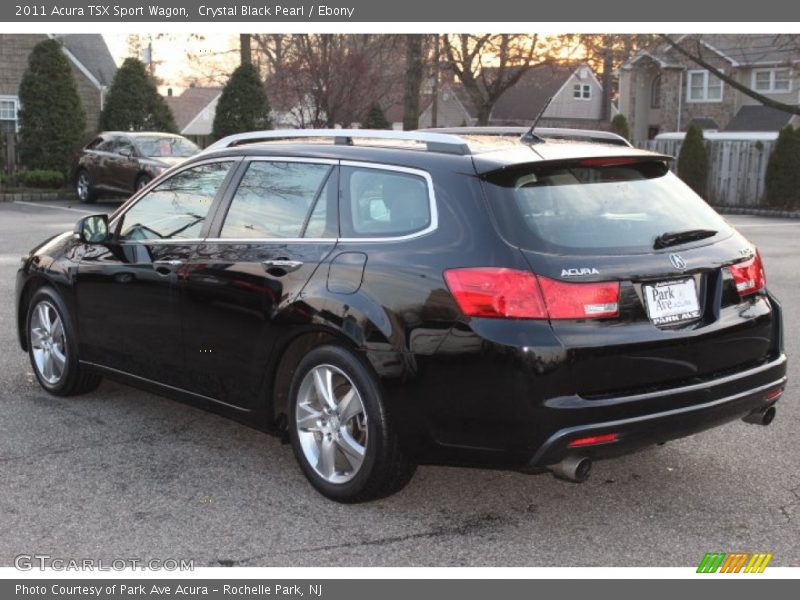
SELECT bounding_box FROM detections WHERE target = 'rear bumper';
[529,353,787,467]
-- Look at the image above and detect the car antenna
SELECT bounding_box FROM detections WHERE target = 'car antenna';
[520,96,553,144]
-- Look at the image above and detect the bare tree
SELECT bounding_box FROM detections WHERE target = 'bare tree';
[661,34,800,116]
[403,35,424,130]
[579,34,658,121]
[442,34,575,125]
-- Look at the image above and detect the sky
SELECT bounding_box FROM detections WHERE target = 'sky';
[103,33,239,93]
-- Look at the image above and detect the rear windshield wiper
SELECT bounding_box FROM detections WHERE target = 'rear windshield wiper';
[653,228,717,250]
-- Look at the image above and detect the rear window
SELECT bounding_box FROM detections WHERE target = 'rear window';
[483,160,731,255]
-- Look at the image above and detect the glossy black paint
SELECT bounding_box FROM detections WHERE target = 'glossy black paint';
[17,140,787,471]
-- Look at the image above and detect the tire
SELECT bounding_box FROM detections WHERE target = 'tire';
[288,345,416,502]
[26,287,101,396]
[75,169,97,204]
[135,174,151,192]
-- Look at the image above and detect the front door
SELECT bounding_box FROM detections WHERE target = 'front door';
[181,158,340,408]
[74,160,237,388]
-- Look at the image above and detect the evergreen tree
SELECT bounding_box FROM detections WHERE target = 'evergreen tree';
[212,63,272,140]
[610,114,630,142]
[677,124,709,199]
[100,58,176,132]
[765,126,800,209]
[17,39,86,174]
[363,103,391,129]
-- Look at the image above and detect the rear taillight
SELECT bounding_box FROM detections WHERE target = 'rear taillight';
[728,250,766,296]
[443,268,619,320]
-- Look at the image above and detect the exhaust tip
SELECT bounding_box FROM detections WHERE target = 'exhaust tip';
[549,456,592,483]
[742,405,776,426]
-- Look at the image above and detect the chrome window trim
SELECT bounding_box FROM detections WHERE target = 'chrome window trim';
[110,157,439,245]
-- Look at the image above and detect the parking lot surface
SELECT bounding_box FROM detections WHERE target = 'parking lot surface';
[1,199,798,567]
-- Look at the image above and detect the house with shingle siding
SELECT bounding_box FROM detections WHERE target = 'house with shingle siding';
[618,34,800,144]
[0,34,117,137]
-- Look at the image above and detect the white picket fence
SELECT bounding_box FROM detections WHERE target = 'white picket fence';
[640,139,775,207]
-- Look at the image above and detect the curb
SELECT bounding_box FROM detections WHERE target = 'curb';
[714,206,800,219]
[0,191,76,203]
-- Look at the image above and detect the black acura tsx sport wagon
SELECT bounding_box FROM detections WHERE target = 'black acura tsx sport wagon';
[16,128,787,502]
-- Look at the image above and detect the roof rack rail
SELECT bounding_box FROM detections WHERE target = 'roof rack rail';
[421,126,632,147]
[202,129,472,156]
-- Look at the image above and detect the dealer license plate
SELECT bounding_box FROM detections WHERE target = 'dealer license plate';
[642,278,701,326]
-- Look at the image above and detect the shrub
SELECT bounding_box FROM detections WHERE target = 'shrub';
[100,58,177,132]
[677,124,709,199]
[213,63,272,140]
[764,125,800,209]
[17,39,86,174]
[363,103,391,129]
[16,169,67,189]
[610,114,630,142]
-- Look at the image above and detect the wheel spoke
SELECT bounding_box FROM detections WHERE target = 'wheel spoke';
[337,388,362,422]
[316,437,337,480]
[37,303,52,333]
[41,351,53,381]
[51,345,67,371]
[312,367,337,410]
[336,430,365,471]
[51,317,64,342]
[296,404,323,431]
[30,328,47,349]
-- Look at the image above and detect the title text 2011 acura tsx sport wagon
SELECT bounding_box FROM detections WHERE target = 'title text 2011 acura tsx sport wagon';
[15,128,788,502]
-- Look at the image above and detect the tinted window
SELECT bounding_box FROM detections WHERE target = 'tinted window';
[118,162,231,241]
[340,167,431,237]
[94,138,115,152]
[220,161,332,239]
[483,160,731,255]
[135,135,199,158]
[115,137,136,156]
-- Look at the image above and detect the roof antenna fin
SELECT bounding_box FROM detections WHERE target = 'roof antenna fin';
[521,96,553,144]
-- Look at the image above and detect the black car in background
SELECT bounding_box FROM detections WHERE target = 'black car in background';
[74,131,199,203]
[17,129,787,502]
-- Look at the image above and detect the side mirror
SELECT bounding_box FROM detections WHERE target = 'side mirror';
[74,214,110,244]
[119,147,134,159]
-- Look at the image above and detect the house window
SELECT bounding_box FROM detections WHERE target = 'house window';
[687,70,723,102]
[0,96,19,133]
[650,75,662,108]
[752,68,792,93]
[573,84,591,100]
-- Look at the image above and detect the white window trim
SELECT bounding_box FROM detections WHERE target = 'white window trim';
[686,70,724,103]
[572,83,592,101]
[751,67,793,94]
[0,95,20,132]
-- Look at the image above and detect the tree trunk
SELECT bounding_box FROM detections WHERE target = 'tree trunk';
[431,34,440,128]
[240,34,251,65]
[476,105,492,126]
[601,37,613,122]
[403,35,424,131]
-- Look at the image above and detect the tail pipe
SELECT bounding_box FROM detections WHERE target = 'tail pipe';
[548,456,592,483]
[742,405,776,426]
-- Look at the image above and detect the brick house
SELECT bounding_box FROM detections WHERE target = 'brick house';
[618,34,800,144]
[419,63,608,129]
[0,34,117,137]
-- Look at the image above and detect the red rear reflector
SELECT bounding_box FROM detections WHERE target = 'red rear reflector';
[568,433,619,448]
[764,387,784,401]
[443,268,619,320]
[728,250,766,296]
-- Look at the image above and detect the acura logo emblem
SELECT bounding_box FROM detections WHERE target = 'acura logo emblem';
[669,254,687,270]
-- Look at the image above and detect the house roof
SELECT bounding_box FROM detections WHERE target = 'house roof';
[686,117,720,130]
[724,105,798,132]
[53,34,117,87]
[625,34,800,69]
[165,86,222,132]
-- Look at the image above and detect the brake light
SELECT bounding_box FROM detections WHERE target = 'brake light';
[568,433,619,447]
[728,250,766,296]
[443,268,619,320]
[578,157,642,167]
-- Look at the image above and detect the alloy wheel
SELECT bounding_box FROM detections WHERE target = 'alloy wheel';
[295,364,368,484]
[29,301,67,385]
[76,173,89,201]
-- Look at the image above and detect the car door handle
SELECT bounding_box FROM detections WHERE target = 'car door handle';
[154,259,184,275]
[262,259,304,275]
